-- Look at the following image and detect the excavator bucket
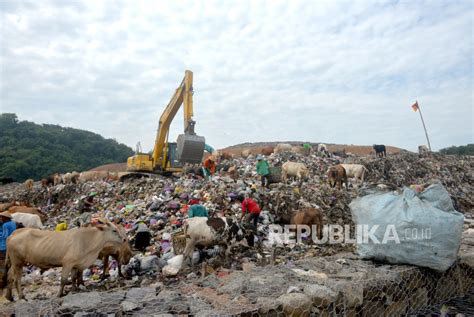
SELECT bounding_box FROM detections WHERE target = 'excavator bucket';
[176,133,205,164]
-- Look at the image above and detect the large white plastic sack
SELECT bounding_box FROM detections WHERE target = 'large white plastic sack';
[167,254,184,270]
[350,183,464,271]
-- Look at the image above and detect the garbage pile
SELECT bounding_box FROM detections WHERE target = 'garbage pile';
[0,150,472,301]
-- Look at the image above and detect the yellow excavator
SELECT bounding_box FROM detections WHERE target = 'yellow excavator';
[126,70,205,174]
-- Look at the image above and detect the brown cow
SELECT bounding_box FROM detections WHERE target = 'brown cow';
[4,223,126,300]
[218,151,234,160]
[241,149,251,158]
[0,202,13,212]
[41,175,55,188]
[24,179,34,190]
[261,146,274,156]
[277,207,323,240]
[8,206,47,223]
[327,165,348,190]
[72,225,132,286]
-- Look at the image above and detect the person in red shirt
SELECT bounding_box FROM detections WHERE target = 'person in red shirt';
[237,195,261,228]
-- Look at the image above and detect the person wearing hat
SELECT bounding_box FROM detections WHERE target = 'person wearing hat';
[236,195,261,229]
[188,198,209,218]
[202,156,216,180]
[0,211,16,288]
[256,155,270,188]
[78,192,97,227]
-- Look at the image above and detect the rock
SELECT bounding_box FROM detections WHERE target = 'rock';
[61,292,102,310]
[121,300,139,312]
[303,284,337,307]
[291,268,328,283]
[256,297,281,316]
[126,287,156,302]
[242,262,255,272]
[328,280,363,308]
[277,293,312,317]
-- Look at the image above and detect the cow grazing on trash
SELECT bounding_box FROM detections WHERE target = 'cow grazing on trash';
[24,179,34,190]
[261,146,274,156]
[274,143,292,154]
[373,145,386,158]
[4,222,126,300]
[317,144,330,157]
[281,162,309,186]
[182,217,254,266]
[327,165,348,190]
[276,207,323,240]
[53,173,62,186]
[240,149,251,158]
[8,206,46,222]
[41,175,55,188]
[72,224,133,286]
[340,164,367,186]
[11,213,43,229]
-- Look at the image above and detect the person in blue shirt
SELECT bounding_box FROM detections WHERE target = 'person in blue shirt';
[188,198,209,218]
[0,211,16,288]
[0,211,16,257]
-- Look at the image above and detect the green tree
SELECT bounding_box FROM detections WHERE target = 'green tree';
[0,113,134,182]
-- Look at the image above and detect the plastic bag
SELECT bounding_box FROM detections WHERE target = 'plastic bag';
[350,183,464,271]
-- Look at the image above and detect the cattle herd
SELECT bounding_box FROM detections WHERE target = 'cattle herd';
[1,142,433,302]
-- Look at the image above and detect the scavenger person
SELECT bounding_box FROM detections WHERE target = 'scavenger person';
[188,197,209,218]
[256,155,270,188]
[78,192,97,227]
[132,220,151,252]
[202,156,216,180]
[237,195,261,228]
[0,211,16,288]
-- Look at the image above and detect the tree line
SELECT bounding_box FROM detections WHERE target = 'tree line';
[439,144,474,156]
[0,113,134,182]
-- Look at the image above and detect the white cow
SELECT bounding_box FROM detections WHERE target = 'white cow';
[274,143,293,154]
[182,217,252,265]
[11,212,43,229]
[340,164,367,185]
[281,162,309,185]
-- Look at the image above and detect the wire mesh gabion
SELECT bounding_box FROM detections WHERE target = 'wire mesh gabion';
[1,258,472,316]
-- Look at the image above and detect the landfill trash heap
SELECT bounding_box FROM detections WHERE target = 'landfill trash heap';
[0,150,472,314]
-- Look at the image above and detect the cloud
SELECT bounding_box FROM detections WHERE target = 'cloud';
[1,0,472,152]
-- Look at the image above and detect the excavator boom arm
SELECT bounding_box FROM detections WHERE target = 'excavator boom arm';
[152,70,194,167]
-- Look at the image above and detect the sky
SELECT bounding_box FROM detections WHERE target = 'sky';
[1,0,472,152]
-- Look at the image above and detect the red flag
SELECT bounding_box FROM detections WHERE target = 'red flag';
[411,101,419,112]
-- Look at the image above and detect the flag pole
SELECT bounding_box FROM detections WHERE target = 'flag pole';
[416,101,432,152]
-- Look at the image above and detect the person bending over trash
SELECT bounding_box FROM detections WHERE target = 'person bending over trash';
[237,195,261,228]
[132,220,151,252]
[188,197,209,218]
[256,155,270,188]
[0,211,16,288]
[77,192,97,227]
[202,156,216,180]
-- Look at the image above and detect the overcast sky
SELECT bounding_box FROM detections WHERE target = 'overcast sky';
[1,0,472,151]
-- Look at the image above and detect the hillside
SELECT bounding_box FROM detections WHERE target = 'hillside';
[0,113,134,182]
